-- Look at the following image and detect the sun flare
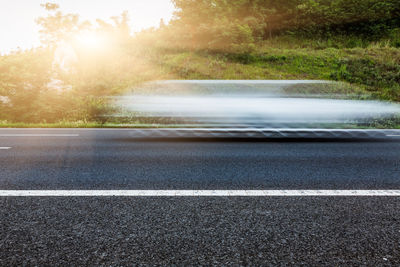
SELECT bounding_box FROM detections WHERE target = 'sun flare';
[74,31,106,49]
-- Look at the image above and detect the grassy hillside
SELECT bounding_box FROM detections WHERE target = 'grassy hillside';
[145,42,400,101]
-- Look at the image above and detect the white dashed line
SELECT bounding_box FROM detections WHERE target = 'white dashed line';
[1,190,400,197]
[0,147,11,150]
[0,134,79,137]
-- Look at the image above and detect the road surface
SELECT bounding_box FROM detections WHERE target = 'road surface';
[1,128,400,265]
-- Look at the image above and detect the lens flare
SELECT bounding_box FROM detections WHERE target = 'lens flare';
[74,31,106,49]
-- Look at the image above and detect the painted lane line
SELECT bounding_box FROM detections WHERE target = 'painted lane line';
[0,134,79,137]
[155,80,331,84]
[0,147,11,150]
[387,135,400,137]
[1,190,400,197]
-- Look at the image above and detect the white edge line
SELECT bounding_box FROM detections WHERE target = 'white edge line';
[151,80,332,84]
[1,190,400,197]
[0,147,11,150]
[0,128,399,132]
[0,134,79,137]
[132,128,400,132]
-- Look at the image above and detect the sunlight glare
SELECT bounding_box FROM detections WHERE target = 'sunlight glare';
[74,31,106,49]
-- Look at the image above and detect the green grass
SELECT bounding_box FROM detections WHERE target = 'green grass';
[149,42,400,101]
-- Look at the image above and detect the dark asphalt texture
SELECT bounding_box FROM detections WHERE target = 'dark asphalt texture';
[1,129,400,265]
[0,129,400,190]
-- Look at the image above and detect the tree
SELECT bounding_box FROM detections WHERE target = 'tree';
[36,2,90,46]
[168,0,400,49]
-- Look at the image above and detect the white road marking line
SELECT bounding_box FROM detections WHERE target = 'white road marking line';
[157,80,330,84]
[0,128,400,132]
[387,135,400,137]
[1,190,400,197]
[0,147,11,150]
[0,134,79,137]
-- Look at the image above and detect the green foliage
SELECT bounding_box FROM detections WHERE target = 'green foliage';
[332,57,400,100]
[36,4,88,46]
[389,28,400,48]
[150,45,399,101]
[0,48,52,122]
[167,0,400,51]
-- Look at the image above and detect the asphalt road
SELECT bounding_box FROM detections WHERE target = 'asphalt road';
[1,129,400,265]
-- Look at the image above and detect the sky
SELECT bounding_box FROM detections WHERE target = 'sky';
[0,0,175,54]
